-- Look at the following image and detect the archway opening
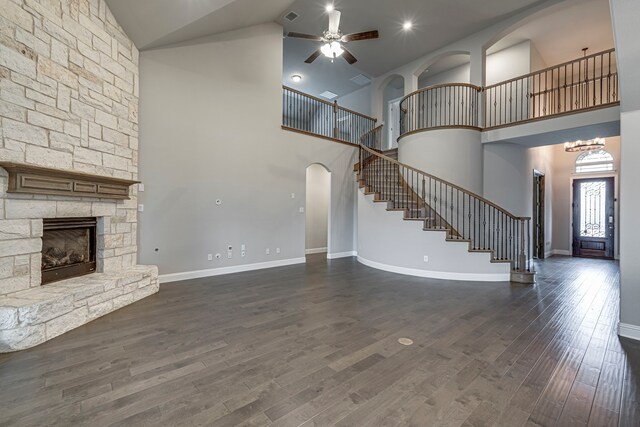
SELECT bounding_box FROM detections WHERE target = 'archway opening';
[305,164,331,257]
[381,75,405,150]
[417,53,471,89]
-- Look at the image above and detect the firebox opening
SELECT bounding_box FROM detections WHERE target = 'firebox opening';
[41,217,97,285]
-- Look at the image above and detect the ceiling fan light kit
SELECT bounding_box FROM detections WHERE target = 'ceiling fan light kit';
[287,9,379,65]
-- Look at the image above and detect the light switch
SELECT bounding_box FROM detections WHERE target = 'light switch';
[138,204,144,212]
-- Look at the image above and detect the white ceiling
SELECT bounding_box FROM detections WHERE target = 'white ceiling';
[105,0,297,50]
[280,0,558,98]
[105,0,615,100]
[487,0,614,66]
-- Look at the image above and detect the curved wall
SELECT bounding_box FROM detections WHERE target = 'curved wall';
[398,129,483,194]
[357,190,510,281]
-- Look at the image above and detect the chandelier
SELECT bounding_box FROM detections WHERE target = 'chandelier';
[564,138,605,152]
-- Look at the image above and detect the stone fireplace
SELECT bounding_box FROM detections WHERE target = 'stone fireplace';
[0,0,158,352]
[42,217,97,284]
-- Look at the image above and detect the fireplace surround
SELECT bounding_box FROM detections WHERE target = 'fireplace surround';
[42,218,97,285]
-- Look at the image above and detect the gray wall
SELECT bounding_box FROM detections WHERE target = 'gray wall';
[483,143,555,256]
[611,0,640,331]
[418,62,471,88]
[305,164,330,252]
[138,23,357,277]
[338,86,372,118]
[357,190,510,280]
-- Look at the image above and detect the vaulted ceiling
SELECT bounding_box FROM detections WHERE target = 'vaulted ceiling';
[106,0,615,99]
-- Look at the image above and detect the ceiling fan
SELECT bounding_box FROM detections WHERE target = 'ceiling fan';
[287,10,379,65]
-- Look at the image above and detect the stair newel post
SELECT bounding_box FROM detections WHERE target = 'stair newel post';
[527,217,532,272]
[518,218,526,272]
[333,100,338,140]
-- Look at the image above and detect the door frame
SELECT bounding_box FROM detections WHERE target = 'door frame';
[532,170,545,259]
[387,96,403,150]
[569,171,619,259]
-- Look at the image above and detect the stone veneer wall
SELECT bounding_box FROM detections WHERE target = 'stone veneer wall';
[0,0,158,351]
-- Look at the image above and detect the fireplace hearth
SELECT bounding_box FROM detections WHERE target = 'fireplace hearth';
[42,217,97,284]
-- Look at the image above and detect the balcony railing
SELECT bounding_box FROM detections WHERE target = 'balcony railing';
[396,49,619,139]
[484,48,618,129]
[282,86,377,145]
[399,83,482,136]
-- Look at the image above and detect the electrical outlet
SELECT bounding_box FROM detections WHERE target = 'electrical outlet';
[241,251,246,257]
[138,183,145,192]
[291,193,295,199]
[207,254,213,261]
[423,255,429,263]
[299,207,305,213]
[138,204,144,212]
[227,251,232,259]
[276,248,281,254]
[266,248,270,255]
[215,253,221,259]
[241,244,246,251]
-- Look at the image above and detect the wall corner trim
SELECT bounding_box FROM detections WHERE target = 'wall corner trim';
[327,251,358,259]
[159,258,306,284]
[618,323,640,341]
[357,256,511,282]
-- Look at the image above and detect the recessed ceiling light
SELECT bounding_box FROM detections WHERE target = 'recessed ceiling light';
[325,4,334,12]
[403,21,413,30]
[291,74,302,83]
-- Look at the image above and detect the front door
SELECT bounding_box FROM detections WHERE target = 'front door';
[572,177,614,259]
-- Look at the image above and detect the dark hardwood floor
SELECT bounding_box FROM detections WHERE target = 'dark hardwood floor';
[1,255,639,426]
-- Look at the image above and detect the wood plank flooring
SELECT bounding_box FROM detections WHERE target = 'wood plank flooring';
[1,255,639,426]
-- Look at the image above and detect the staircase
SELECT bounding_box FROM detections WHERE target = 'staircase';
[356,126,534,283]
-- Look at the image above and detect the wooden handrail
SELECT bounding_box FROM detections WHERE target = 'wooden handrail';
[484,48,616,90]
[400,83,483,105]
[282,85,377,122]
[359,141,529,221]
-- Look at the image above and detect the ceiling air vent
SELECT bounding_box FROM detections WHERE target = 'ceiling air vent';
[320,91,338,100]
[284,11,299,22]
[350,74,372,86]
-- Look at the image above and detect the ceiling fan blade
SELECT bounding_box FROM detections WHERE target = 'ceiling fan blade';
[328,10,341,34]
[341,30,379,42]
[304,49,322,64]
[342,47,358,65]
[287,32,323,41]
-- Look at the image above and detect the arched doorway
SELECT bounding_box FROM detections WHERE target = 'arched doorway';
[305,164,331,257]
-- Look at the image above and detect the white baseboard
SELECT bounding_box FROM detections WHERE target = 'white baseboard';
[551,249,572,256]
[159,257,306,284]
[357,256,510,282]
[327,251,358,259]
[618,323,640,341]
[305,247,327,255]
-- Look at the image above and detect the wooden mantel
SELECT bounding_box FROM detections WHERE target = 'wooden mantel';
[0,162,139,200]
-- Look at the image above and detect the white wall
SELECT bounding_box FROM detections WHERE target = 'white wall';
[486,40,533,86]
[338,86,372,118]
[138,24,358,278]
[305,164,330,252]
[399,129,484,194]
